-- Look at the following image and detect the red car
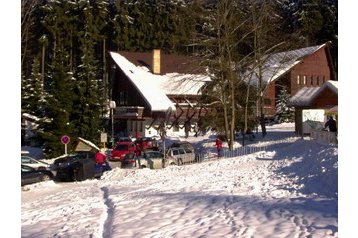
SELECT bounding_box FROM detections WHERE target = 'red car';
[110,142,136,162]
[135,137,158,150]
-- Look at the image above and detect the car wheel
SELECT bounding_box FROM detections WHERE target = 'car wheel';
[41,174,51,182]
[169,162,176,166]
[140,165,146,168]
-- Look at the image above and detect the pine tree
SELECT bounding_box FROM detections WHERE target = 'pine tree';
[21,56,43,116]
[276,87,295,123]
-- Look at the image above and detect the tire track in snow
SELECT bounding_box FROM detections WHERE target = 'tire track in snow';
[101,186,114,238]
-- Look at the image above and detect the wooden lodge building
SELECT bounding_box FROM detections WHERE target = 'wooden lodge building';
[109,50,210,138]
[108,42,337,138]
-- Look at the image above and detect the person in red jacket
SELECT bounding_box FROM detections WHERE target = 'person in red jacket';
[215,136,223,158]
[95,149,111,171]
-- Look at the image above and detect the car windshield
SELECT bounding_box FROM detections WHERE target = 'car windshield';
[146,152,163,158]
[115,144,129,151]
[21,156,32,163]
[21,165,35,172]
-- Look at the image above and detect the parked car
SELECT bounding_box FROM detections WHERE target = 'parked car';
[115,137,133,143]
[121,151,166,169]
[120,152,137,168]
[170,141,200,161]
[170,141,195,153]
[21,164,54,186]
[52,151,104,181]
[166,147,196,165]
[21,155,50,170]
[139,150,166,169]
[135,137,159,150]
[110,142,136,162]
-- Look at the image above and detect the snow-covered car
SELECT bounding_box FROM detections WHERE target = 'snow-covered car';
[21,164,54,186]
[21,155,50,170]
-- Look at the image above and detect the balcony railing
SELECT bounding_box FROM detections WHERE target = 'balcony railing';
[113,106,144,118]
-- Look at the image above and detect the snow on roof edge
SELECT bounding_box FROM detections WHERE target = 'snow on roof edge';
[110,52,176,112]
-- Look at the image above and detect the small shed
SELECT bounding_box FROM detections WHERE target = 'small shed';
[288,80,338,135]
[74,137,100,152]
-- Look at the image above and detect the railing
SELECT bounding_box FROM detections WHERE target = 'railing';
[310,129,337,144]
[113,106,144,118]
[189,145,268,165]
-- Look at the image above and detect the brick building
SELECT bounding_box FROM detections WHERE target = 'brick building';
[249,42,336,118]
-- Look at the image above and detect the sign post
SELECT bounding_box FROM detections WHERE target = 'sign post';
[61,135,70,155]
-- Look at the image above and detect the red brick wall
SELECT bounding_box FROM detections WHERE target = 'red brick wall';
[290,47,332,96]
[312,88,338,108]
[263,46,334,118]
[263,82,276,116]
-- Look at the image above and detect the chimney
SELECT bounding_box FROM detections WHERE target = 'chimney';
[152,49,161,74]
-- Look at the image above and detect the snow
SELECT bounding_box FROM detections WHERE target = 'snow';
[21,123,339,238]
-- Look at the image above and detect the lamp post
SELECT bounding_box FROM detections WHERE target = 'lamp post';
[109,100,116,146]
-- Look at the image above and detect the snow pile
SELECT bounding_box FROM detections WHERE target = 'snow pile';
[21,124,338,238]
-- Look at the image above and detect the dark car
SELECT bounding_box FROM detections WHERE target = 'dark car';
[135,137,159,151]
[110,142,136,162]
[53,151,104,181]
[120,152,137,168]
[21,164,54,186]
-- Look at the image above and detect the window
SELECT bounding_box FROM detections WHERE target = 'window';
[264,98,271,106]
[119,91,128,105]
[316,76,320,85]
[297,75,300,85]
[303,76,306,85]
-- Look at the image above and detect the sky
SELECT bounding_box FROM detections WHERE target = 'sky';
[20,123,340,238]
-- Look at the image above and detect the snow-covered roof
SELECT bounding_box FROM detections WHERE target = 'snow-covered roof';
[162,73,210,96]
[110,52,211,109]
[288,80,338,107]
[247,43,327,86]
[110,52,176,112]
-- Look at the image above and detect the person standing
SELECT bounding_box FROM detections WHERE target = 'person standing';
[324,116,337,132]
[95,149,111,171]
[215,136,223,158]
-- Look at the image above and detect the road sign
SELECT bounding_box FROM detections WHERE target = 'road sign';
[100,133,107,143]
[61,135,70,145]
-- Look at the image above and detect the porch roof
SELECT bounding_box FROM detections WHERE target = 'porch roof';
[288,80,338,107]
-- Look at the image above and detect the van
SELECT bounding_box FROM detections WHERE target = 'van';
[166,147,196,165]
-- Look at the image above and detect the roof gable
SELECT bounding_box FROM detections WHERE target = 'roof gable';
[248,43,328,86]
[110,52,176,112]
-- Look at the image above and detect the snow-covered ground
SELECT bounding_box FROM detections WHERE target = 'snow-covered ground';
[20,123,339,238]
